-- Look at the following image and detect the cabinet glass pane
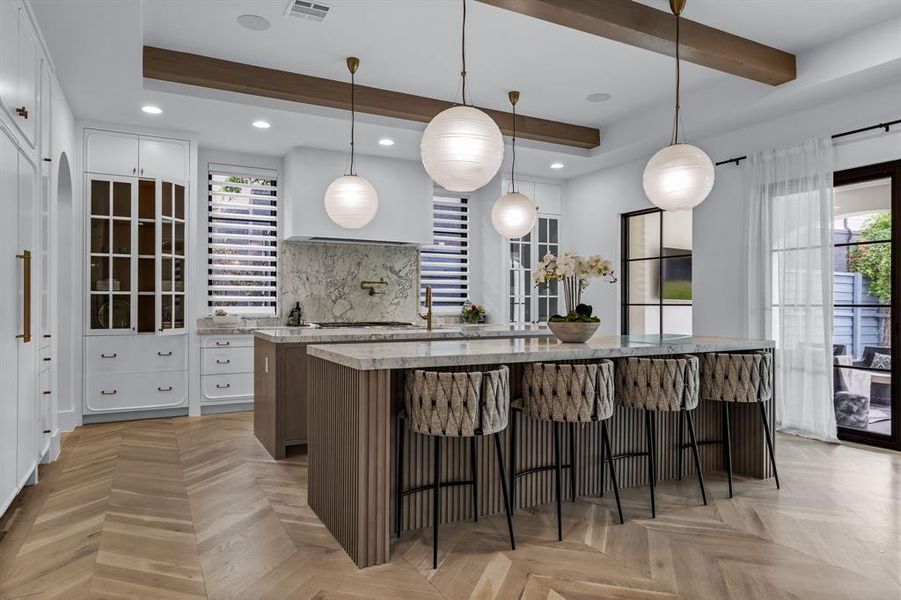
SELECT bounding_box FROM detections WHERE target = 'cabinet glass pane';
[161,257,172,291]
[162,181,173,217]
[90,294,108,329]
[628,259,660,303]
[138,221,155,255]
[174,295,184,329]
[90,257,109,291]
[138,179,155,219]
[174,221,185,256]
[138,257,154,292]
[161,220,173,255]
[90,218,110,253]
[174,258,185,292]
[91,180,109,216]
[174,184,185,219]
[110,295,131,329]
[112,257,130,292]
[628,212,661,259]
[112,182,131,217]
[137,295,155,333]
[628,305,660,335]
[161,295,172,330]
[549,219,558,244]
[112,220,131,254]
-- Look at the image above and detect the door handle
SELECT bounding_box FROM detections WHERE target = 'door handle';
[216,359,230,364]
[158,386,173,392]
[101,353,117,358]
[216,383,230,389]
[101,389,117,395]
[158,351,173,356]
[15,106,28,119]
[215,341,230,346]
[16,250,31,343]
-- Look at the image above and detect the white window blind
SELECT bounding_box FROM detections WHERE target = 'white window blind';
[207,165,278,315]
[421,195,469,312]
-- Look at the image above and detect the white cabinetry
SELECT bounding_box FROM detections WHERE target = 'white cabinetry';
[0,2,38,148]
[85,129,187,180]
[200,335,254,406]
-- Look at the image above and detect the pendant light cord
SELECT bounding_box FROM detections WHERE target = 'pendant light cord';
[350,69,356,175]
[511,102,517,193]
[671,12,681,145]
[461,0,468,106]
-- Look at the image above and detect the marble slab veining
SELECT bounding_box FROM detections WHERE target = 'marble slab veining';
[252,323,553,344]
[306,334,776,370]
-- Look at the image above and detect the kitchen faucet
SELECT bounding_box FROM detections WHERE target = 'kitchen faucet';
[419,286,433,331]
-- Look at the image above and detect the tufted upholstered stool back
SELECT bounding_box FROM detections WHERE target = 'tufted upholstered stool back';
[404,366,510,437]
[700,351,772,403]
[521,361,615,422]
[615,355,699,411]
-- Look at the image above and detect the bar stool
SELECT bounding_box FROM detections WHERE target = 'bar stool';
[509,361,623,541]
[695,351,779,497]
[615,355,707,518]
[395,366,515,569]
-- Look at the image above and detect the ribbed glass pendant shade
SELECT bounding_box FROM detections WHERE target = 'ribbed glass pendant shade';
[420,105,504,192]
[324,175,379,229]
[491,191,537,238]
[642,143,715,211]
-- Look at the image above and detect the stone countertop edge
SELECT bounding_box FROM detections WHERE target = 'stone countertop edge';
[248,324,553,343]
[305,336,776,371]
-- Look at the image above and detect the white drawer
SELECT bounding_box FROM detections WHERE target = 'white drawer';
[85,371,187,414]
[39,345,52,372]
[201,335,254,349]
[86,335,186,374]
[201,346,253,375]
[39,369,51,428]
[202,373,253,403]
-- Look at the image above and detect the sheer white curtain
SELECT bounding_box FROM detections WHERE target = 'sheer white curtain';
[747,137,838,442]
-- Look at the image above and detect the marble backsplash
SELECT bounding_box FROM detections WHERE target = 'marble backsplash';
[279,241,420,324]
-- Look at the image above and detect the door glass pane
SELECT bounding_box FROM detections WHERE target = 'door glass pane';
[162,220,173,255]
[174,295,184,329]
[174,221,185,256]
[138,257,154,292]
[661,256,692,301]
[549,219,558,244]
[628,212,660,258]
[90,218,110,253]
[138,295,155,333]
[138,221,155,255]
[161,295,173,330]
[91,180,109,216]
[833,242,892,305]
[174,184,185,219]
[662,306,693,335]
[174,258,185,292]
[628,306,660,335]
[110,294,130,329]
[112,182,130,217]
[161,257,172,292]
[834,178,891,242]
[112,220,131,254]
[90,257,109,291]
[628,260,660,303]
[112,257,130,292]
[90,294,108,329]
[138,179,155,219]
[161,181,173,217]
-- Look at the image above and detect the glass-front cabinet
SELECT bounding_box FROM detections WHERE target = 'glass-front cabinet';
[88,175,187,334]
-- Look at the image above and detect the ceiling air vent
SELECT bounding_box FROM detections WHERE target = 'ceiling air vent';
[285,0,331,22]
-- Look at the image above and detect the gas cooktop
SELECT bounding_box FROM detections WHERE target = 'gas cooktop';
[313,321,416,328]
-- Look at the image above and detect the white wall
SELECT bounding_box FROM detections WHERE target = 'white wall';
[564,83,901,338]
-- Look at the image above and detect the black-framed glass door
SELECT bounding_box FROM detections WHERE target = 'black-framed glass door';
[832,160,901,451]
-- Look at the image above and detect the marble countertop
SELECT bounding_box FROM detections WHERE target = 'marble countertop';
[306,334,775,371]
[251,323,554,344]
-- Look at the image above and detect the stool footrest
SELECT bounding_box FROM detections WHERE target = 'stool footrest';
[513,463,573,480]
[611,450,651,461]
[402,478,476,497]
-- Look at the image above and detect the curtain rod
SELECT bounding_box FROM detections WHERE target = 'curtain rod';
[714,118,901,167]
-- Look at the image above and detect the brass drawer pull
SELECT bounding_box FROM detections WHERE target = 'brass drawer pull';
[158,386,173,392]
[216,359,231,364]
[101,353,117,358]
[215,341,230,346]
[158,351,173,357]
[101,389,117,395]
[216,383,231,389]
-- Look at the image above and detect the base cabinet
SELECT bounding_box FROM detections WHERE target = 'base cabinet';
[201,335,254,407]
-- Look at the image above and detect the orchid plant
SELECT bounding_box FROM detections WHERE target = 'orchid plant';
[533,250,616,320]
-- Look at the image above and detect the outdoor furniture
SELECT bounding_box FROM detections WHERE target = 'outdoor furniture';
[833,355,871,428]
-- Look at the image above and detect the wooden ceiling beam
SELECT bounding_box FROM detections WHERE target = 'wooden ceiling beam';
[143,46,600,149]
[475,0,796,86]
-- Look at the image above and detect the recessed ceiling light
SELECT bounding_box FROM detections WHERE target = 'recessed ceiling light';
[586,92,611,103]
[378,138,395,146]
[252,120,271,129]
[237,14,271,31]
[550,162,564,170]
[141,105,162,115]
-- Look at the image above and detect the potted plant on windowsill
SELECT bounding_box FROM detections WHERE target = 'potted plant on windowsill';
[534,250,616,343]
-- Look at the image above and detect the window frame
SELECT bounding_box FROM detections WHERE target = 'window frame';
[506,212,561,324]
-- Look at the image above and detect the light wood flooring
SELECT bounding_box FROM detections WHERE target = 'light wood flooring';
[0,411,898,599]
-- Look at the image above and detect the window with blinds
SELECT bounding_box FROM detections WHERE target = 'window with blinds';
[207,165,278,315]
[421,195,469,312]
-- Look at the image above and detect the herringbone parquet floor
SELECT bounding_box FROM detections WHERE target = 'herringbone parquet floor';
[0,412,898,599]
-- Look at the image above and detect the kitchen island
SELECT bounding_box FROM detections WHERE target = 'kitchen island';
[252,324,552,458]
[305,334,776,568]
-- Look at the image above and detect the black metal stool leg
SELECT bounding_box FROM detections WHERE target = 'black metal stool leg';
[601,421,624,524]
[569,423,577,501]
[470,437,478,521]
[645,410,656,518]
[432,436,441,569]
[677,411,684,481]
[509,410,517,510]
[759,401,780,489]
[553,422,563,541]
[494,433,516,550]
[598,420,605,498]
[685,410,708,506]
[723,402,734,498]
[395,421,404,538]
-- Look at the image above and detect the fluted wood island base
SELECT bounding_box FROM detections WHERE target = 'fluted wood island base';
[306,335,776,568]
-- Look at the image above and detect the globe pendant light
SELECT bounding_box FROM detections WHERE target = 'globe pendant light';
[642,0,714,211]
[420,0,504,192]
[324,57,379,229]
[491,90,537,238]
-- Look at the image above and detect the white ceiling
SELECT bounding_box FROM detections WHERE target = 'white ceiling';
[30,0,901,179]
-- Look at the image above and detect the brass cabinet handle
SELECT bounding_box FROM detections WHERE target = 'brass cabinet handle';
[216,383,230,389]
[15,106,28,119]
[216,359,230,364]
[215,341,230,346]
[101,389,117,395]
[158,386,173,392]
[16,250,31,343]
[101,353,117,358]
[158,351,173,356]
